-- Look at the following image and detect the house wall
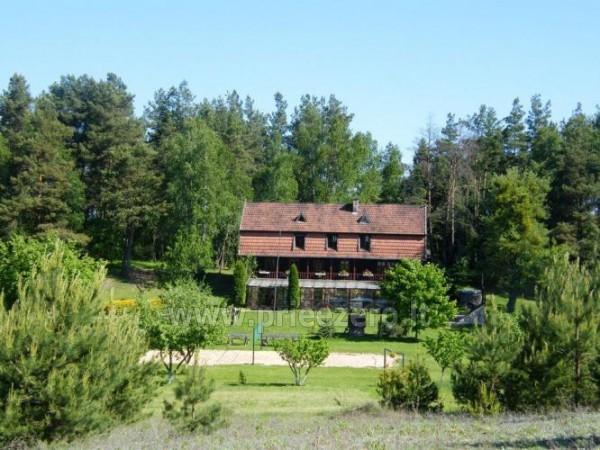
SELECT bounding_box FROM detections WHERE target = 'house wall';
[239,231,425,260]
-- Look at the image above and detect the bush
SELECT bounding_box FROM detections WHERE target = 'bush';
[232,260,248,306]
[273,337,329,386]
[0,242,156,445]
[0,235,101,309]
[451,303,522,414]
[377,362,441,412]
[317,317,336,338]
[378,316,412,338]
[140,279,225,381]
[381,259,456,339]
[288,264,300,309]
[163,364,223,433]
[423,330,467,380]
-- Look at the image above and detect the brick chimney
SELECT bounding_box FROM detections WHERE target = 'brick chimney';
[352,199,359,214]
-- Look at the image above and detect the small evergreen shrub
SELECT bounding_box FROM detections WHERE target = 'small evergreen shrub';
[233,260,248,306]
[317,317,336,338]
[0,242,156,445]
[163,364,223,433]
[377,362,441,412]
[288,264,300,309]
[238,370,247,385]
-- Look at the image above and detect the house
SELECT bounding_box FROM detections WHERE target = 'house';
[238,200,427,309]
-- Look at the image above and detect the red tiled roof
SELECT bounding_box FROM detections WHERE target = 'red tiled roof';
[240,202,426,235]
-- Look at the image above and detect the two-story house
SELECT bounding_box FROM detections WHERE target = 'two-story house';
[238,200,427,309]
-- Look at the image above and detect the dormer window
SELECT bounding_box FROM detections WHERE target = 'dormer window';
[359,234,371,251]
[294,212,306,222]
[294,234,305,250]
[358,214,370,224]
[327,234,338,250]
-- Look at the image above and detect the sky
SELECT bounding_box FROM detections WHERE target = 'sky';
[1,0,599,163]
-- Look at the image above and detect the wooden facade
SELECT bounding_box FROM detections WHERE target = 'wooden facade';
[238,201,427,309]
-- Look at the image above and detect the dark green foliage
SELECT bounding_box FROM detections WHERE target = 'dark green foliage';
[483,168,550,311]
[0,242,156,444]
[288,263,300,309]
[377,362,441,412]
[451,303,522,414]
[162,226,208,282]
[507,254,600,410]
[232,259,248,306]
[381,260,456,339]
[0,97,85,240]
[380,143,405,203]
[0,74,32,146]
[273,337,329,386]
[139,279,225,381]
[317,317,336,338]
[0,235,101,309]
[163,364,223,433]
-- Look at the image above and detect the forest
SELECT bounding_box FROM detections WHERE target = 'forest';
[0,73,598,300]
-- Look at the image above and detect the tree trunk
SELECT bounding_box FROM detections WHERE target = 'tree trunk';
[506,290,518,313]
[122,226,135,277]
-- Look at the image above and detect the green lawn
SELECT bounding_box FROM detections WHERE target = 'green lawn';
[148,363,456,416]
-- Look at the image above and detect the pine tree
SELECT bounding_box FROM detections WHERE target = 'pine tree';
[0,97,85,239]
[380,143,404,203]
[0,74,32,147]
[0,242,156,444]
[483,169,550,312]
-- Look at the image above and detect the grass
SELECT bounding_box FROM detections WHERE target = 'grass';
[52,408,600,449]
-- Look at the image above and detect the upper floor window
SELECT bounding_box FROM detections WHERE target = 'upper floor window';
[294,234,305,250]
[359,234,371,251]
[327,234,338,250]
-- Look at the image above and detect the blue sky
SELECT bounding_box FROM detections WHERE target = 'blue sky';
[1,0,599,162]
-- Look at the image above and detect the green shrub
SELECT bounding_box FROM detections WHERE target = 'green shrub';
[0,234,101,309]
[451,303,522,414]
[423,330,467,380]
[378,316,412,338]
[232,260,248,306]
[139,280,225,381]
[317,317,336,338]
[288,264,300,309]
[238,370,247,385]
[377,362,441,412]
[0,242,156,445]
[163,364,223,433]
[273,337,329,386]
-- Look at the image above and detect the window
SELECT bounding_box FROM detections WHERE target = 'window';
[294,234,305,250]
[359,234,371,251]
[327,234,338,250]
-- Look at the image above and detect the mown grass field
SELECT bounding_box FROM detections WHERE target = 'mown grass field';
[55,270,595,449]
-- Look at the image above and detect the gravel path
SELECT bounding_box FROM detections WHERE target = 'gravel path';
[144,349,395,368]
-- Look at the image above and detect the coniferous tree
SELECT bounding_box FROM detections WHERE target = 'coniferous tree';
[0,97,85,239]
[0,242,156,444]
[483,169,550,312]
[380,143,405,203]
[0,74,32,147]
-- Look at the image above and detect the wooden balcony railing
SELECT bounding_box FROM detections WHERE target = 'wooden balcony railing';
[255,270,383,281]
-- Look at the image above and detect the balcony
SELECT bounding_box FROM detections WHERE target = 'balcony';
[255,270,384,282]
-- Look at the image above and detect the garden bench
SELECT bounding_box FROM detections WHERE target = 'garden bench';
[228,333,249,345]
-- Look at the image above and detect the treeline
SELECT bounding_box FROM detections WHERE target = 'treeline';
[0,73,598,291]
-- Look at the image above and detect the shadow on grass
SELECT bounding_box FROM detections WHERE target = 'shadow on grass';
[226,382,293,387]
[330,333,420,344]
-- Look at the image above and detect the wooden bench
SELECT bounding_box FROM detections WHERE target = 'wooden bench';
[228,333,249,345]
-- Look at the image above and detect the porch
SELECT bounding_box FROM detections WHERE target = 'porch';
[253,257,393,282]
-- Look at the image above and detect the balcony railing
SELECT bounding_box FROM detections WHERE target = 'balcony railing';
[255,270,384,281]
